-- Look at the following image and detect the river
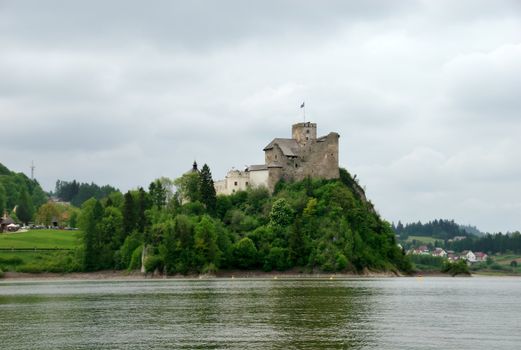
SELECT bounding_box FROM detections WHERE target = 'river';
[0,277,520,349]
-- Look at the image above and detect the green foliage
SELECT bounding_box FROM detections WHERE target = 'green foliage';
[16,188,34,224]
[0,183,6,214]
[129,245,143,270]
[67,169,412,275]
[54,179,119,207]
[174,172,201,203]
[144,254,164,273]
[149,179,167,209]
[233,237,258,269]
[263,247,288,271]
[410,254,445,271]
[116,232,143,269]
[199,164,217,215]
[442,260,470,276]
[194,215,220,270]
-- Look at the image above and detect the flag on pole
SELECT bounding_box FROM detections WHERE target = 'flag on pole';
[300,102,305,108]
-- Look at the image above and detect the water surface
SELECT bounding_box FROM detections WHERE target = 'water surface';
[1,277,520,349]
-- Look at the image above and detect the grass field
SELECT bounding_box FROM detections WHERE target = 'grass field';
[0,229,80,249]
[404,235,438,245]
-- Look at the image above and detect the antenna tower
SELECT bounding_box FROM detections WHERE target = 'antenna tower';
[31,161,35,180]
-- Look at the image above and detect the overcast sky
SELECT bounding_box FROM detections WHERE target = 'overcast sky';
[1,0,520,232]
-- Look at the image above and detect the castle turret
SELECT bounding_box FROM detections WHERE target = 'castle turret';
[292,122,317,145]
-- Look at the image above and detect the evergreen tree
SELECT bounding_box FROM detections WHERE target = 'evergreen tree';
[0,183,6,214]
[199,164,217,214]
[16,189,34,224]
[79,199,104,271]
[122,191,135,236]
[149,179,166,209]
[137,187,150,235]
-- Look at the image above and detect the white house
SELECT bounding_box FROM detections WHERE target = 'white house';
[461,250,476,263]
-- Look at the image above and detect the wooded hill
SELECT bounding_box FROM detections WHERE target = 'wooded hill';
[0,162,47,223]
[78,167,412,274]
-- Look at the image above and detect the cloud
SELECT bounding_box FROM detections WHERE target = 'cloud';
[1,0,520,232]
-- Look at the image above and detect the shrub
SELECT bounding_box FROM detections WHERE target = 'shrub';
[129,245,143,270]
[144,255,164,273]
[442,260,470,276]
[335,253,348,271]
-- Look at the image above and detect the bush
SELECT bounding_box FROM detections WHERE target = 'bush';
[0,256,24,266]
[0,268,4,278]
[129,245,143,270]
[335,253,348,271]
[442,260,470,276]
[144,255,164,273]
[263,247,288,271]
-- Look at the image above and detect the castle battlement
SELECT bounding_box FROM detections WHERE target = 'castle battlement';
[215,122,340,194]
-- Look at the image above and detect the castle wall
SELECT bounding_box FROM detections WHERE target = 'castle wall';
[215,121,340,195]
[292,122,317,145]
[280,132,340,181]
[249,169,269,189]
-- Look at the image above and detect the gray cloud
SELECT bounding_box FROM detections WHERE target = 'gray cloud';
[1,0,521,232]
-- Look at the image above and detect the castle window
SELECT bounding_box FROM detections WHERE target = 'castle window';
[306,129,310,134]
[234,181,238,186]
[295,164,298,168]
[275,155,278,160]
[246,182,249,185]
[306,137,309,140]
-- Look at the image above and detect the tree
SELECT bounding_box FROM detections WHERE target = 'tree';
[136,188,150,234]
[269,198,294,228]
[149,179,167,209]
[174,172,201,203]
[79,198,104,271]
[0,183,7,214]
[194,215,220,270]
[16,189,34,224]
[36,202,61,226]
[199,164,217,214]
[122,191,136,235]
[233,237,258,269]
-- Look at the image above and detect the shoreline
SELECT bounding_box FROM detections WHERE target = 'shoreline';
[1,269,402,281]
[2,269,517,282]
[0,269,491,282]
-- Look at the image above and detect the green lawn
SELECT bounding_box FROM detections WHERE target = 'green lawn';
[0,250,80,273]
[404,235,438,245]
[0,229,81,249]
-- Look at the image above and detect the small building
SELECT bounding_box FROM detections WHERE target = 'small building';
[0,212,16,233]
[474,252,488,262]
[461,250,476,263]
[432,247,447,258]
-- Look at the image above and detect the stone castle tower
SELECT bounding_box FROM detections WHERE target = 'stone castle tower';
[215,122,340,194]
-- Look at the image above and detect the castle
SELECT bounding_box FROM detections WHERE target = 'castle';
[214,122,340,194]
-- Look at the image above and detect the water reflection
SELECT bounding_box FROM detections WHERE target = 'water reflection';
[1,278,521,349]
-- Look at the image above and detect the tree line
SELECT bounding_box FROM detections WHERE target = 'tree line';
[0,162,47,224]
[54,179,119,207]
[78,166,412,274]
[393,219,473,240]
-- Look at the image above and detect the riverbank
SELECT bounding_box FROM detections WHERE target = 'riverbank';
[1,269,406,281]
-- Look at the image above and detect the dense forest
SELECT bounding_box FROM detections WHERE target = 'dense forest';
[445,232,521,254]
[393,219,474,240]
[77,166,412,274]
[0,162,47,223]
[54,179,119,207]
